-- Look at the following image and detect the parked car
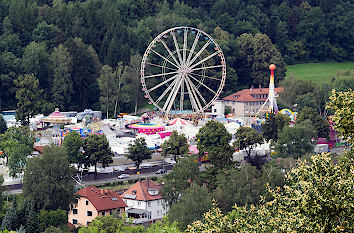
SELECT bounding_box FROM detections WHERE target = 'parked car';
[156,169,167,174]
[117,174,130,179]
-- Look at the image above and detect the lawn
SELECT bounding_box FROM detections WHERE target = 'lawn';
[286,62,354,83]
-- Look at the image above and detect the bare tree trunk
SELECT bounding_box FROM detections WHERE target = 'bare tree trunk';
[114,99,118,118]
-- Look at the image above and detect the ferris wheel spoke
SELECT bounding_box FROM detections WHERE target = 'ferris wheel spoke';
[188,75,217,95]
[164,75,183,113]
[172,33,183,65]
[180,79,184,111]
[144,70,180,78]
[193,65,224,71]
[190,51,219,69]
[146,74,178,93]
[185,76,204,112]
[187,39,211,66]
[182,29,188,65]
[160,40,180,66]
[155,78,178,105]
[184,76,200,112]
[186,75,207,105]
[186,31,201,64]
[151,49,179,69]
[145,62,177,71]
[190,72,221,81]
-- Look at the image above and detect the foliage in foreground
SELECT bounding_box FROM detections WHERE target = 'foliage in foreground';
[78,215,182,233]
[187,152,354,232]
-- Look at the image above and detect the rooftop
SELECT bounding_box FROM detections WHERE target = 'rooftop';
[76,186,127,211]
[223,87,284,102]
[121,179,162,201]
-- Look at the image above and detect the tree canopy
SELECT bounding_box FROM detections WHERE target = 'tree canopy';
[126,138,152,171]
[196,121,234,168]
[161,130,189,161]
[23,144,75,211]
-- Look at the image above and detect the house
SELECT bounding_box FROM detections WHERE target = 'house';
[68,186,127,227]
[121,179,168,224]
[221,86,284,117]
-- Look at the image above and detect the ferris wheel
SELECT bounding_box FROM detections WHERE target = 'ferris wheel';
[140,26,226,115]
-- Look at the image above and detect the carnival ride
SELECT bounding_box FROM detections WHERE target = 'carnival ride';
[140,26,227,115]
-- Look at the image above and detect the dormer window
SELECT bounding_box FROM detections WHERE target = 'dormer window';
[148,189,158,196]
[132,190,137,195]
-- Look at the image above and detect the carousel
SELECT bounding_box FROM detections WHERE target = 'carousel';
[42,108,71,128]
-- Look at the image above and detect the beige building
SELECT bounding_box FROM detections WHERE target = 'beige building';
[222,87,284,117]
[68,186,127,227]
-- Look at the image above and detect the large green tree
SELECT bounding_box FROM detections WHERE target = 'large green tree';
[162,156,200,206]
[168,184,212,230]
[0,126,33,178]
[326,89,354,145]
[63,131,84,168]
[234,126,264,157]
[21,41,51,98]
[196,121,234,169]
[233,33,287,87]
[23,145,75,211]
[275,124,315,159]
[161,130,189,161]
[261,113,290,142]
[126,137,152,171]
[50,44,73,111]
[187,151,354,232]
[83,134,113,179]
[14,74,43,125]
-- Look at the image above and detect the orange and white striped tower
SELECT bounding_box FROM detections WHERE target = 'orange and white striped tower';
[268,64,278,113]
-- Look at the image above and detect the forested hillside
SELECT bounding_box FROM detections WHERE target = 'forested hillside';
[0,0,352,114]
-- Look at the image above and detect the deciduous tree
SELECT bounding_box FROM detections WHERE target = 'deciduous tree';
[275,124,315,158]
[196,121,234,169]
[161,131,189,161]
[162,156,200,206]
[0,115,7,134]
[126,138,152,171]
[326,89,354,145]
[83,134,113,179]
[63,131,84,168]
[14,74,43,125]
[234,126,264,157]
[23,145,75,211]
[50,44,73,111]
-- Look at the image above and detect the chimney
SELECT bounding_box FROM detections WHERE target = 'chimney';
[259,84,261,90]
[250,85,254,91]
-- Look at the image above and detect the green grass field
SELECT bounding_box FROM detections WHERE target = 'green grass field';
[286,62,354,83]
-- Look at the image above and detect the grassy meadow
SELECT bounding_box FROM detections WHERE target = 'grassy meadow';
[286,62,354,83]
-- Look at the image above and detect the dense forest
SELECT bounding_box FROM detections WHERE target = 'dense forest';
[0,0,353,115]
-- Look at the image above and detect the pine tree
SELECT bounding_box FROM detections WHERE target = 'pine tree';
[25,201,39,233]
[0,114,7,134]
[1,196,18,231]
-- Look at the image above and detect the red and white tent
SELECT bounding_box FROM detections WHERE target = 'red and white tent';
[168,118,192,126]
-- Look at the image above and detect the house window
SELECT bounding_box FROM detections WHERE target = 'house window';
[138,201,141,206]
[110,210,112,215]
[86,200,89,205]
[148,201,151,207]
[148,212,152,219]
[72,219,78,224]
[102,211,105,216]
[117,208,121,214]
[73,209,78,214]
[87,221,91,226]
[157,200,160,206]
[87,211,92,216]
[157,210,160,215]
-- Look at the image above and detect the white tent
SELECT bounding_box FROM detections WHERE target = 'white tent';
[224,122,241,134]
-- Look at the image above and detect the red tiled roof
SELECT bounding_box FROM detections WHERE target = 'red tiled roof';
[76,186,127,211]
[222,87,284,102]
[33,146,44,154]
[121,180,162,201]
